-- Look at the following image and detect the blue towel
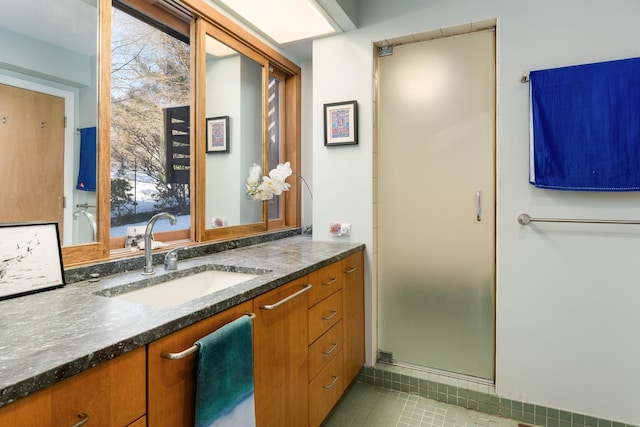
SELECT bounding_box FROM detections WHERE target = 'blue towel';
[76,127,97,191]
[195,315,256,427]
[529,57,640,191]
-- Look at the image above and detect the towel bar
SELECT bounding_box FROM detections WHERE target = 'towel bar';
[518,213,640,225]
[161,312,255,360]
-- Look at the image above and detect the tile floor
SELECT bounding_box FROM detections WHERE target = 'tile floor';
[322,381,521,427]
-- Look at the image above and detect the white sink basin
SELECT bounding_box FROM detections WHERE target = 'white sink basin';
[111,270,259,308]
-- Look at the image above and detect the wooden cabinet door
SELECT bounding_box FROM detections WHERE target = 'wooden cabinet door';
[0,347,146,427]
[0,384,52,426]
[127,415,147,426]
[253,277,310,427]
[147,300,254,427]
[52,346,146,427]
[342,250,365,386]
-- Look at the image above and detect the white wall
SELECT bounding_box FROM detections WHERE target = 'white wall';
[312,0,640,424]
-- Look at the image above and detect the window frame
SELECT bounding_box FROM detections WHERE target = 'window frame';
[79,0,301,266]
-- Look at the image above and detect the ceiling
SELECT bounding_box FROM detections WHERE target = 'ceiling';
[207,0,360,61]
[0,0,360,63]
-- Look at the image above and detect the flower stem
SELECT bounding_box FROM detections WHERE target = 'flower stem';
[292,173,313,201]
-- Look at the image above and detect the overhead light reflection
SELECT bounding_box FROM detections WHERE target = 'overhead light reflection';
[214,0,337,44]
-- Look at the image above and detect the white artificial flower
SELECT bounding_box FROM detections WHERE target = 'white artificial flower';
[246,161,293,200]
[269,161,292,182]
[247,163,262,185]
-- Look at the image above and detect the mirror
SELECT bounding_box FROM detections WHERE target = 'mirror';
[0,0,99,247]
[204,33,265,230]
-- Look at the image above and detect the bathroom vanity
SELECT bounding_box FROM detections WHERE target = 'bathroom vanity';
[0,235,365,427]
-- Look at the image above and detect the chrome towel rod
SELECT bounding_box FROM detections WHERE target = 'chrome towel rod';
[518,213,640,225]
[161,312,255,360]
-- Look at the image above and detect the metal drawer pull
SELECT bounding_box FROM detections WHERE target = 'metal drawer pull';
[322,310,338,321]
[71,412,89,427]
[260,283,312,310]
[344,267,357,274]
[322,278,337,286]
[161,313,255,360]
[476,191,482,221]
[322,343,338,355]
[323,376,339,390]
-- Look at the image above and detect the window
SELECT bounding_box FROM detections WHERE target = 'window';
[110,3,191,250]
[65,0,304,265]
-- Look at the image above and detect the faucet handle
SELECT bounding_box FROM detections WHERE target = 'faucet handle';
[164,247,184,271]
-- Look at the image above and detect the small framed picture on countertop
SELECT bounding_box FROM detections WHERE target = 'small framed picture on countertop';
[0,222,65,300]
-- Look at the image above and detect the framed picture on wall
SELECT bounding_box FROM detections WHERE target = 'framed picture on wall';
[0,222,65,300]
[206,116,230,153]
[324,100,358,146]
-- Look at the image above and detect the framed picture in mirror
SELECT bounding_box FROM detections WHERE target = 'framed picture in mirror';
[206,116,230,153]
[0,222,65,300]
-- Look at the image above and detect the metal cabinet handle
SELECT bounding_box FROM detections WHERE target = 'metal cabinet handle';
[260,283,312,310]
[344,267,357,274]
[323,376,339,390]
[70,412,89,427]
[322,278,337,286]
[476,191,482,221]
[322,343,338,355]
[322,310,338,321]
[161,313,255,360]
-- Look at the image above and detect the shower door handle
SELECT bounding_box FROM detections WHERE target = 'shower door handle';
[476,191,482,221]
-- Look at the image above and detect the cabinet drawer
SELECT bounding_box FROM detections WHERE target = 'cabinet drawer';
[308,350,344,427]
[308,289,342,344]
[307,262,343,308]
[309,320,343,381]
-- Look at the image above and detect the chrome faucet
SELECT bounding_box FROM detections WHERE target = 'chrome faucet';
[73,209,97,242]
[142,212,177,275]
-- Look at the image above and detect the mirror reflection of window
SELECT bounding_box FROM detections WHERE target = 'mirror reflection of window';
[110,4,191,250]
[204,34,263,229]
[267,73,284,221]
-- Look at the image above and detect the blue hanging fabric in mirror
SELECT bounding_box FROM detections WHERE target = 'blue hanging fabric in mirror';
[76,127,97,192]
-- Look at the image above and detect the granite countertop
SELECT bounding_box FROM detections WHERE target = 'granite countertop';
[0,235,364,408]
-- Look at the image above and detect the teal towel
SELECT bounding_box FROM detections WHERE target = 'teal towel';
[195,315,256,427]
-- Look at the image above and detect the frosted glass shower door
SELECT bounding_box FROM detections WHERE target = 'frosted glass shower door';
[377,30,496,380]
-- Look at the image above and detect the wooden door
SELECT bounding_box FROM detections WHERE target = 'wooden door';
[253,277,310,427]
[0,83,65,236]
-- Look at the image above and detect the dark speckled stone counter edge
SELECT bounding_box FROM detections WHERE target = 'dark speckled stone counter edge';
[0,232,365,409]
[64,228,302,284]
